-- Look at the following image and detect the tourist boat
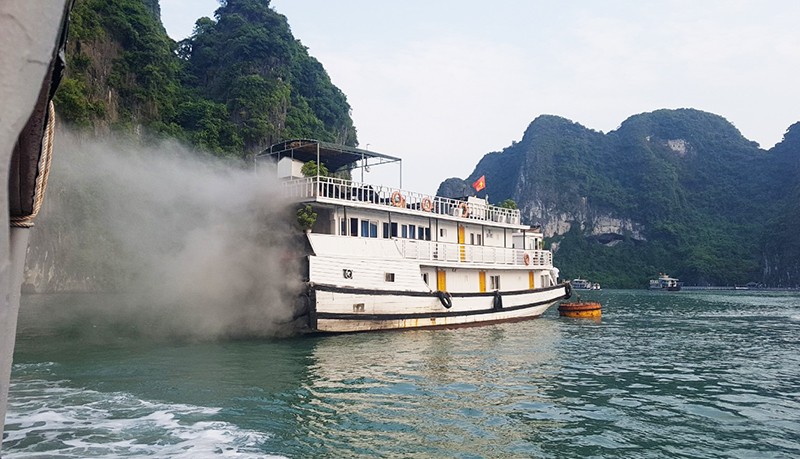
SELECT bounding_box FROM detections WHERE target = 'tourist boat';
[648,273,681,291]
[572,278,600,290]
[572,279,592,289]
[258,139,572,333]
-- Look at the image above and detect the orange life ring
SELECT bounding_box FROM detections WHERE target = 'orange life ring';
[458,202,470,217]
[523,253,531,266]
[421,197,433,212]
[391,191,405,207]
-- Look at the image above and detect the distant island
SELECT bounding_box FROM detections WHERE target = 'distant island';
[438,110,800,289]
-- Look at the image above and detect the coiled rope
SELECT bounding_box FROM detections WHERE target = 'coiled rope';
[11,101,55,228]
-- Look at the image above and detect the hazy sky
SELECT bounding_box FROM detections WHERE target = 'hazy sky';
[160,0,800,195]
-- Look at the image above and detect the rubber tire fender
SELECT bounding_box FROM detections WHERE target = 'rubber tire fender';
[493,290,503,310]
[437,291,453,309]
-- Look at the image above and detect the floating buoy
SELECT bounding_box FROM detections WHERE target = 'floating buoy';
[558,301,602,318]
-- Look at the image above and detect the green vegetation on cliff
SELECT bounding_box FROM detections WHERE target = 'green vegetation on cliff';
[55,0,357,158]
[440,109,799,288]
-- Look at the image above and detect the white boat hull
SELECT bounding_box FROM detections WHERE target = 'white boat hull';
[307,283,570,333]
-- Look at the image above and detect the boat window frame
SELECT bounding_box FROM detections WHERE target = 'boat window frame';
[350,217,359,237]
[361,219,370,238]
[490,275,501,290]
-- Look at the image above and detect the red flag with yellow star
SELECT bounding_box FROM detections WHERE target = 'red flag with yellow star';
[472,175,486,192]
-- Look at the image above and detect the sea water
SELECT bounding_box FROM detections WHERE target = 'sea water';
[3,290,799,458]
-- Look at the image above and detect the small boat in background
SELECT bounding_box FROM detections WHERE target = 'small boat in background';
[649,273,681,291]
[572,278,601,290]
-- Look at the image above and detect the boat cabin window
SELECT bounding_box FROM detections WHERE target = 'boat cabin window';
[401,225,408,238]
[350,218,358,237]
[440,228,447,238]
[340,219,347,236]
[391,222,398,237]
[409,225,416,239]
[360,219,378,238]
[477,234,482,245]
[422,273,429,286]
[383,222,390,239]
[384,273,395,282]
[490,275,501,290]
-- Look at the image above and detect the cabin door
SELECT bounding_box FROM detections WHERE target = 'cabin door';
[479,271,487,292]
[458,225,466,261]
[437,269,447,292]
[529,271,535,289]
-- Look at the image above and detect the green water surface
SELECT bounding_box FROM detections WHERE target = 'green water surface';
[4,290,800,458]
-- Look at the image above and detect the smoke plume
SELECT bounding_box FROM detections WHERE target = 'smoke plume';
[29,129,305,340]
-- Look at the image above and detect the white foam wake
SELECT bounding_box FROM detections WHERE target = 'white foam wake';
[4,377,284,458]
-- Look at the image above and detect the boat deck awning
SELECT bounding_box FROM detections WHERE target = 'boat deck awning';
[257,139,401,172]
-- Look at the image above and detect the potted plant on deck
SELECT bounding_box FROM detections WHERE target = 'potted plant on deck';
[296,204,317,233]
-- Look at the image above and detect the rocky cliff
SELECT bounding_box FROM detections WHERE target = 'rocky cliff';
[438,109,797,288]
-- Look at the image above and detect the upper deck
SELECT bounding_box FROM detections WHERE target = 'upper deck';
[282,175,525,229]
[258,139,528,230]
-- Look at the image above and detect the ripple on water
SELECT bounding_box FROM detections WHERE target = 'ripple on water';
[5,290,800,458]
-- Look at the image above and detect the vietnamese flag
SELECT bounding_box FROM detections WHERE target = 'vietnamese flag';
[472,175,486,192]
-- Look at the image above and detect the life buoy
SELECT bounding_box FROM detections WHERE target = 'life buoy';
[421,197,433,212]
[523,253,531,266]
[437,291,453,309]
[458,202,470,217]
[391,191,405,207]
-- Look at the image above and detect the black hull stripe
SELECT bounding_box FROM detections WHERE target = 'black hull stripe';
[312,282,567,298]
[315,294,568,321]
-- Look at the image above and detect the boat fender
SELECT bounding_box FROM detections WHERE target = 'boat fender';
[493,290,503,310]
[564,283,572,299]
[421,197,433,212]
[437,291,453,309]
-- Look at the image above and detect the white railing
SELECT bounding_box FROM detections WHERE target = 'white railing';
[395,239,552,267]
[282,176,522,225]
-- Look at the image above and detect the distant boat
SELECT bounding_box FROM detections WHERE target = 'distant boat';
[572,278,601,290]
[649,273,681,291]
[572,279,592,289]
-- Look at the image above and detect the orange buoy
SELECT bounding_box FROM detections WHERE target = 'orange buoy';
[558,301,602,318]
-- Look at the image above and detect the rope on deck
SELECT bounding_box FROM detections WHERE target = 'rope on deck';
[11,101,55,228]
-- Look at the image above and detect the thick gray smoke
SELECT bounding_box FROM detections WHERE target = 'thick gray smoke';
[31,129,305,340]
